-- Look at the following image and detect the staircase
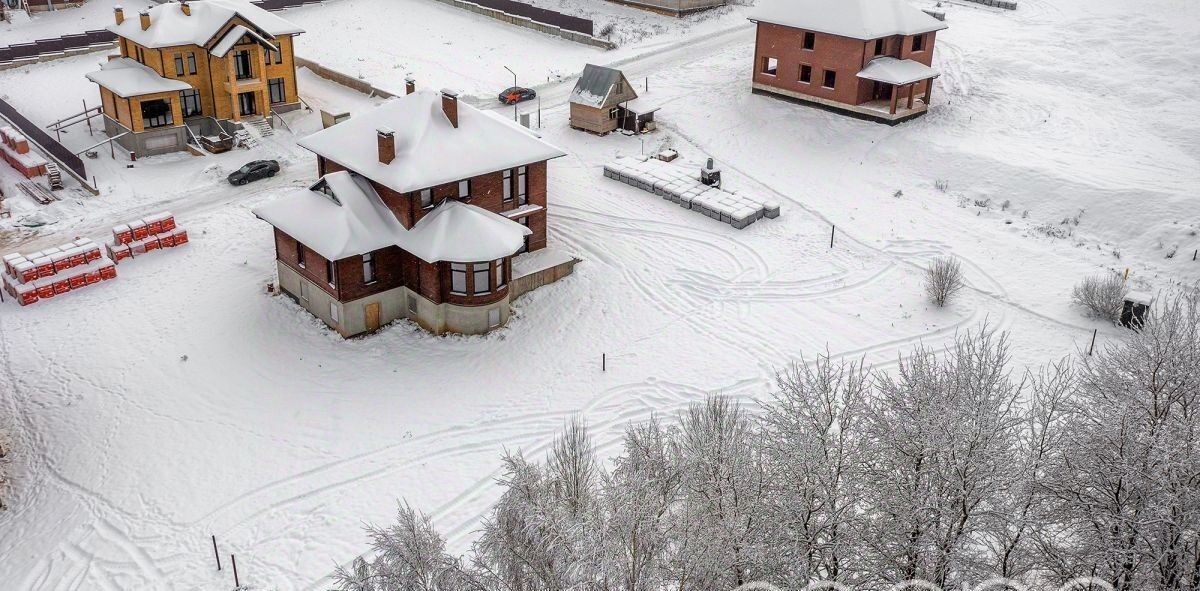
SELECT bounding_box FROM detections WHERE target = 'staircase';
[235,117,274,149]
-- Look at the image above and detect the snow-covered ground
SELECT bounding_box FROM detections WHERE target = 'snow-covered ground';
[0,0,156,44]
[0,0,1198,588]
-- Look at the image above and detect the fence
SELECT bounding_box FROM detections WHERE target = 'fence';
[0,97,94,193]
[464,0,592,36]
[961,0,1017,9]
[428,0,613,49]
[0,29,116,67]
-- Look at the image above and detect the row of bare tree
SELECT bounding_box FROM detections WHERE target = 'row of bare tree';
[335,294,1200,591]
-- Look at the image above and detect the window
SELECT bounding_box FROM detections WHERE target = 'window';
[473,263,490,295]
[875,38,885,56]
[140,99,173,129]
[299,280,310,301]
[234,50,253,79]
[912,34,925,52]
[451,263,468,295]
[187,52,197,75]
[495,259,507,288]
[362,253,376,284]
[330,301,340,324]
[297,243,306,268]
[458,179,471,200]
[135,46,145,64]
[503,169,513,202]
[174,54,185,76]
[517,166,527,205]
[761,56,778,76]
[419,188,433,209]
[803,31,815,50]
[326,259,337,287]
[517,217,529,254]
[488,308,500,328]
[180,89,202,117]
[268,78,286,104]
[609,107,619,120]
[407,294,418,315]
[270,41,283,64]
[799,64,812,84]
[823,70,837,89]
[615,80,623,94]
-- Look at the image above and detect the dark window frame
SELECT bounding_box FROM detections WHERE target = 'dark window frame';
[450,262,468,295]
[268,77,286,105]
[799,64,812,84]
[234,50,253,80]
[297,242,306,268]
[823,70,837,89]
[458,179,471,201]
[187,52,197,75]
[180,89,202,118]
[472,263,490,295]
[419,188,433,209]
[912,34,926,52]
[140,98,173,129]
[326,258,337,288]
[803,31,816,50]
[875,38,885,55]
[362,252,376,284]
[503,169,513,202]
[761,56,778,76]
[174,54,185,76]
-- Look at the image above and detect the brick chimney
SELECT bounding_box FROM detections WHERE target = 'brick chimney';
[114,5,124,24]
[138,9,151,30]
[405,76,416,95]
[180,0,191,16]
[377,127,395,165]
[441,89,459,129]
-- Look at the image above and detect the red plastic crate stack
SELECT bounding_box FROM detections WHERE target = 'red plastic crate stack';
[2,239,116,307]
[107,211,188,263]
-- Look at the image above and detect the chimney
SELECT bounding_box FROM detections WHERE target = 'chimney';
[180,0,190,16]
[377,127,395,165]
[138,9,150,30]
[440,89,459,129]
[114,5,124,24]
[405,76,416,95]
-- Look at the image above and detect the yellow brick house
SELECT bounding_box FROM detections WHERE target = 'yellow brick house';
[86,0,304,157]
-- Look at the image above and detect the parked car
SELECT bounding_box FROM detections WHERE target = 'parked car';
[498,87,537,105]
[227,160,280,186]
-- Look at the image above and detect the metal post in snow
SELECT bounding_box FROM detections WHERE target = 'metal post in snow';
[231,554,240,588]
[602,353,606,372]
[212,535,221,571]
[537,95,541,129]
[84,100,92,134]
[830,225,836,248]
[1088,329,1098,356]
[645,77,648,93]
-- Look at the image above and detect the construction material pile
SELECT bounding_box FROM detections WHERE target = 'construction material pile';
[2,239,116,306]
[603,156,780,229]
[1,126,49,179]
[107,212,188,263]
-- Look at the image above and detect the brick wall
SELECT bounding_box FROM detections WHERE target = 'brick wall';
[274,229,340,299]
[752,22,938,107]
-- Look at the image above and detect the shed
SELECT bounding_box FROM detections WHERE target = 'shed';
[569,64,640,135]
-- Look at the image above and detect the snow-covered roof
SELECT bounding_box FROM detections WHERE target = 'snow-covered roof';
[856,56,938,85]
[570,64,627,108]
[623,97,661,115]
[211,24,276,57]
[750,0,947,40]
[108,0,303,50]
[86,57,192,98]
[253,171,531,263]
[298,89,567,195]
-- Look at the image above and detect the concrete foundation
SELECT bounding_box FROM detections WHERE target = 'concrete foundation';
[104,116,190,158]
[751,82,929,125]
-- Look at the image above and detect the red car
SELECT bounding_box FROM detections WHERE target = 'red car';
[498,86,537,105]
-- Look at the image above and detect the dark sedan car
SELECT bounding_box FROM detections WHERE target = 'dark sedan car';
[498,86,537,105]
[227,160,280,186]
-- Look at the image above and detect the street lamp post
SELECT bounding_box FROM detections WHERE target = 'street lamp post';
[503,66,518,121]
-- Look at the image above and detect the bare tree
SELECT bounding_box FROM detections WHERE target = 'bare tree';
[1072,273,1129,322]
[924,256,966,307]
[333,502,481,591]
[757,354,870,588]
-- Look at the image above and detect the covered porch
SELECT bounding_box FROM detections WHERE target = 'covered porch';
[856,56,939,123]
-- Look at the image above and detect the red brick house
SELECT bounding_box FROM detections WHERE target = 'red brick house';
[750,0,948,124]
[254,86,574,337]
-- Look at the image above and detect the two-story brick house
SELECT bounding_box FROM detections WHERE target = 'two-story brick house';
[749,0,948,124]
[253,86,573,337]
[85,0,304,157]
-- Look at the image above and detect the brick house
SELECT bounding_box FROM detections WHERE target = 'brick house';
[253,86,576,337]
[86,0,304,157]
[749,0,948,124]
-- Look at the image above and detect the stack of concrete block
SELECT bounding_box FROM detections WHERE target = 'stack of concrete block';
[108,211,188,263]
[1,126,49,179]
[603,156,780,229]
[2,239,116,306]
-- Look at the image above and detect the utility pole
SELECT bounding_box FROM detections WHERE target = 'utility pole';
[504,66,518,122]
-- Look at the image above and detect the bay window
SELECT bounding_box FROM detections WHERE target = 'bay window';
[451,263,467,295]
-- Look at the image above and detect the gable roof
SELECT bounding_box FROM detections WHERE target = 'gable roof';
[750,0,947,40]
[252,171,531,262]
[108,0,303,50]
[86,57,193,98]
[569,64,633,109]
[298,89,567,196]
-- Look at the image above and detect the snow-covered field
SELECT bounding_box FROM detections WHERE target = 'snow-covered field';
[0,0,1198,588]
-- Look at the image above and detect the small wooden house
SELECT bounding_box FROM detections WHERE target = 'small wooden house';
[569,64,659,135]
